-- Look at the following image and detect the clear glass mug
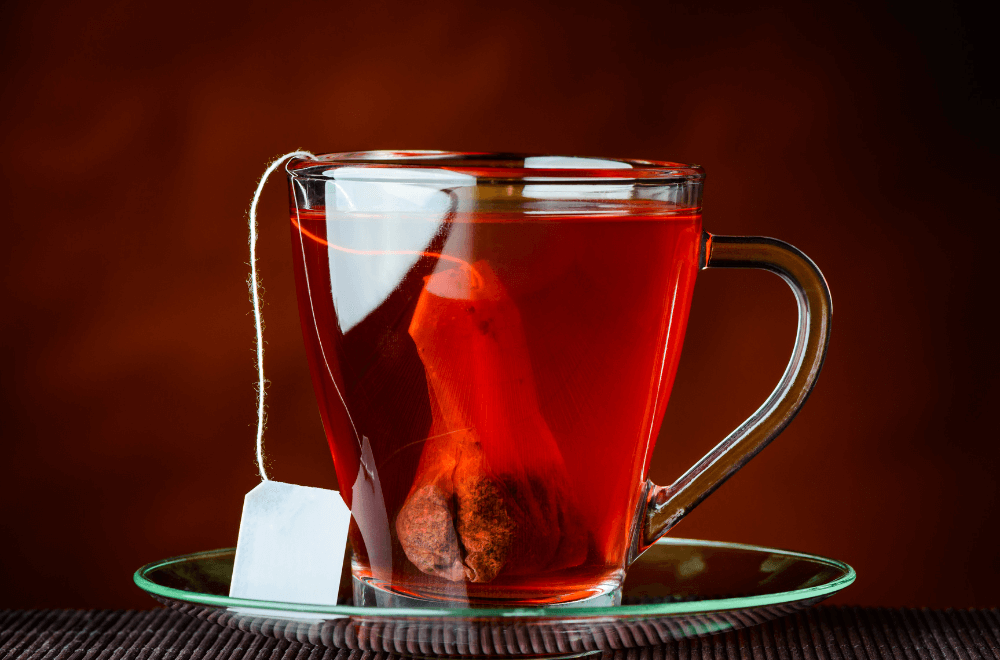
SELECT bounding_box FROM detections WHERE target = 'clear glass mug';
[285,151,831,607]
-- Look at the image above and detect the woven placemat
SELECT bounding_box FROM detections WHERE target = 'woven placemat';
[1,607,998,660]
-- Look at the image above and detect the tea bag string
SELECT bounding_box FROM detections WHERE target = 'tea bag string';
[249,150,316,481]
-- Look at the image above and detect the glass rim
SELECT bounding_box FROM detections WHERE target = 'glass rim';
[285,150,705,184]
[134,536,855,620]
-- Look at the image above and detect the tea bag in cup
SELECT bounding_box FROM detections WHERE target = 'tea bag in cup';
[396,260,588,583]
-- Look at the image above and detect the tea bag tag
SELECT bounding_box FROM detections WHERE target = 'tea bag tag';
[229,480,351,605]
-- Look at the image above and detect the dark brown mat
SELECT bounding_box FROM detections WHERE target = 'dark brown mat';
[1,607,998,660]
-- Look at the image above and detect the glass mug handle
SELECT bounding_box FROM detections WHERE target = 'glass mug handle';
[635,233,833,559]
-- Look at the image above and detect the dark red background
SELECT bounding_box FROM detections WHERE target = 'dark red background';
[2,0,997,609]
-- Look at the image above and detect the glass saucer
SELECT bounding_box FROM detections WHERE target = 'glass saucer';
[134,537,854,657]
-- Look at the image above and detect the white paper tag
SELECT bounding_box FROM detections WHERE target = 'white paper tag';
[229,480,351,606]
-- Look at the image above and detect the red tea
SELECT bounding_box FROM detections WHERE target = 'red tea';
[289,204,701,604]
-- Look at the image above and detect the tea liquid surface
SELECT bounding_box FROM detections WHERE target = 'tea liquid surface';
[290,206,701,604]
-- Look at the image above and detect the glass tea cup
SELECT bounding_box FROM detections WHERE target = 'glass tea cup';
[285,152,831,608]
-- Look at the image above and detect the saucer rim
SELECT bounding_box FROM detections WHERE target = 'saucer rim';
[134,536,855,620]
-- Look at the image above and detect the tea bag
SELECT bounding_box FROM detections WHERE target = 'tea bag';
[230,481,351,605]
[396,261,588,583]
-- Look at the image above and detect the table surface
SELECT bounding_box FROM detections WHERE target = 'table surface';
[2,607,998,660]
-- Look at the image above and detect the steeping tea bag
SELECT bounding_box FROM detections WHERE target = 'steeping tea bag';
[396,261,588,583]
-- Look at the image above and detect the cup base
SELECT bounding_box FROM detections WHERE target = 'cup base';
[352,575,623,609]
